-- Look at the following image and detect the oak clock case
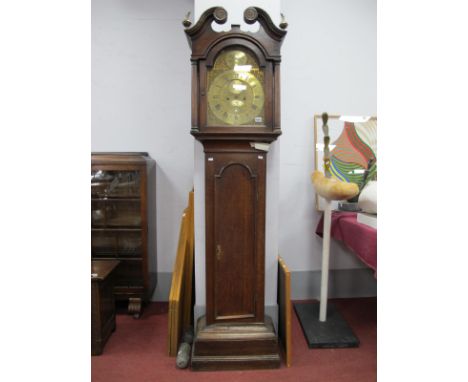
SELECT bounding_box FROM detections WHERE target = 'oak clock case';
[185,7,287,371]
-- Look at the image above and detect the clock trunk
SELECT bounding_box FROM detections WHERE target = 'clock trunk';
[204,142,266,325]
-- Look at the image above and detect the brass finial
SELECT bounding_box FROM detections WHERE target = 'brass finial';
[279,13,288,29]
[182,11,192,28]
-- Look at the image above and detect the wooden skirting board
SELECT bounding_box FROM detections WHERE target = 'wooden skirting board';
[278,256,292,367]
[167,191,194,357]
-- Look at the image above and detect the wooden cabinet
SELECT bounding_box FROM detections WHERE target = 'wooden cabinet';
[91,152,156,318]
[91,260,120,355]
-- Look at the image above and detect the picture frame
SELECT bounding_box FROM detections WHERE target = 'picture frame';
[314,114,377,211]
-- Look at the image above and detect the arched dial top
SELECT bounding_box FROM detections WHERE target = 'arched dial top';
[207,48,265,127]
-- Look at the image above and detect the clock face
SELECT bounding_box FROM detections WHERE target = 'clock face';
[207,49,265,126]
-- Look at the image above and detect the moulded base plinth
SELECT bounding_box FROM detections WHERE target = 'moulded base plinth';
[191,315,281,371]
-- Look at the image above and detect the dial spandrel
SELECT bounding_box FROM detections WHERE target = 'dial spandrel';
[207,49,265,126]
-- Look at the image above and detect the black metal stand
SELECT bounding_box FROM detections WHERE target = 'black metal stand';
[294,302,359,348]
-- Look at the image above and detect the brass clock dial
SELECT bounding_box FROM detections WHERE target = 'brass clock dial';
[224,50,247,67]
[207,70,264,125]
[207,49,265,126]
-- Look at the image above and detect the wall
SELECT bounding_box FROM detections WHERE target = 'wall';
[92,0,377,301]
[92,0,194,299]
[279,0,377,297]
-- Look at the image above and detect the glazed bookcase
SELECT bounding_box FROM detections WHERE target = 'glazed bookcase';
[91,152,157,318]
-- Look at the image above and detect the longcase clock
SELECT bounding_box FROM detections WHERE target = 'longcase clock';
[184,7,287,370]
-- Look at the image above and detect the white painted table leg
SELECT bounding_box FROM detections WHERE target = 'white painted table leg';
[319,199,332,322]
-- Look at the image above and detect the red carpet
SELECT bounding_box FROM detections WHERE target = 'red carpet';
[92,298,376,382]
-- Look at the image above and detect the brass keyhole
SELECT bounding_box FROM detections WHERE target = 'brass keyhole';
[216,244,223,261]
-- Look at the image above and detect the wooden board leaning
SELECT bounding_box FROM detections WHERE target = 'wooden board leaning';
[277,256,292,367]
[167,191,195,356]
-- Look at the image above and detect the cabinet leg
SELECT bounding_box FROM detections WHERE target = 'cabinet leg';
[128,298,142,319]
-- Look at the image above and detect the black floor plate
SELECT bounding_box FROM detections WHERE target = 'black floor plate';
[294,302,360,348]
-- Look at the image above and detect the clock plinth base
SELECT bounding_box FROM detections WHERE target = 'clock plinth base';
[191,315,281,371]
